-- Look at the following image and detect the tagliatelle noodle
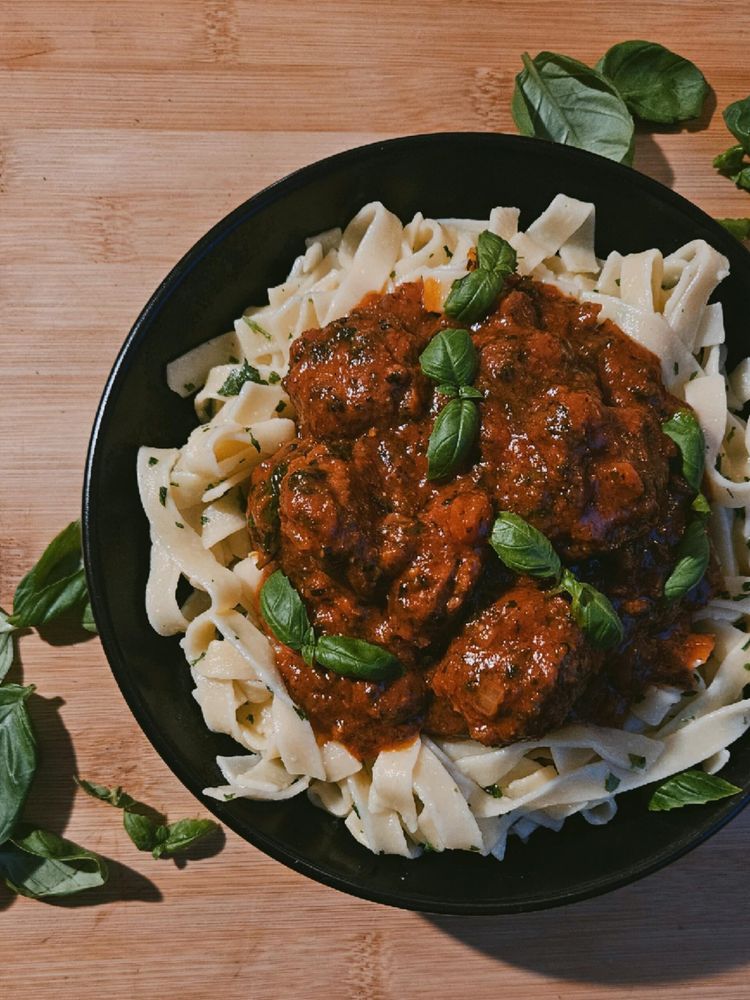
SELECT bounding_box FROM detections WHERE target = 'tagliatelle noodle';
[138,197,750,858]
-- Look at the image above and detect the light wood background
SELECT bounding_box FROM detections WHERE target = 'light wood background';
[2,2,750,997]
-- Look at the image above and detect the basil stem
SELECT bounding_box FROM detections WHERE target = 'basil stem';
[489,512,561,579]
[664,520,710,600]
[0,684,37,846]
[661,409,705,491]
[426,397,479,481]
[259,574,402,681]
[0,826,108,898]
[512,50,635,165]
[596,41,709,124]
[315,636,402,681]
[648,769,741,811]
[419,328,478,387]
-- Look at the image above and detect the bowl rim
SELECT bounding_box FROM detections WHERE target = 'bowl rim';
[82,130,750,915]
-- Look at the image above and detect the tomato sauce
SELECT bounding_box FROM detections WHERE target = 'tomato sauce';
[246,279,713,758]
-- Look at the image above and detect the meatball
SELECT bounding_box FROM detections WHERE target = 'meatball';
[283,282,436,439]
[428,581,601,745]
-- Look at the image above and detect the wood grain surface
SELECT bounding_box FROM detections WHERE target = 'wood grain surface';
[2,2,750,997]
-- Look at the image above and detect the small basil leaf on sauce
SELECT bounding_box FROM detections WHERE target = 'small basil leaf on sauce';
[0,684,37,846]
[489,513,561,579]
[315,636,402,681]
[76,777,137,810]
[436,383,459,398]
[458,385,484,401]
[512,51,635,165]
[476,231,518,276]
[150,818,219,859]
[713,145,747,176]
[443,268,505,325]
[260,570,316,654]
[717,218,750,241]
[426,397,479,481]
[724,96,750,155]
[0,826,108,898]
[661,409,705,490]
[218,359,267,397]
[561,571,624,650]
[596,41,709,124]
[0,608,17,683]
[9,521,89,629]
[648,769,741,811]
[419,327,478,387]
[664,520,710,601]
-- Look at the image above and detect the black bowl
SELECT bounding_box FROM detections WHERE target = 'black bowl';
[83,132,750,914]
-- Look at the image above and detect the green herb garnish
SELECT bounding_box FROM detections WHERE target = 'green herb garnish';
[0,684,37,845]
[648,769,741,811]
[218,360,267,397]
[662,409,705,491]
[664,520,710,601]
[489,513,623,649]
[443,231,517,324]
[260,571,401,680]
[717,218,750,241]
[0,826,108,899]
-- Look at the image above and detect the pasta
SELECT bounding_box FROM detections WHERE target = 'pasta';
[138,196,750,860]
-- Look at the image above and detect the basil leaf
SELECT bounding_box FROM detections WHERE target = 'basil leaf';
[664,520,710,600]
[648,769,741,811]
[691,492,711,516]
[596,41,709,124]
[713,145,747,176]
[512,51,635,165]
[0,608,17,683]
[561,572,624,650]
[661,409,705,490]
[9,521,89,629]
[81,600,97,634]
[476,231,517,276]
[444,268,504,325]
[718,218,750,241]
[218,360,267,397]
[315,636,402,681]
[436,383,459,398]
[419,327,478,387]
[123,810,160,852]
[426,397,479,480]
[458,385,484,400]
[0,826,107,898]
[150,818,218,859]
[489,512,561,579]
[724,96,750,155]
[260,570,315,659]
[76,777,137,810]
[0,684,36,845]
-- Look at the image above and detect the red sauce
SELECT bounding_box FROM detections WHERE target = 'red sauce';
[246,279,713,759]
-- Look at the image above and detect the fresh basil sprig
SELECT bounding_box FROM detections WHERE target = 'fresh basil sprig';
[664,520,710,601]
[0,826,108,898]
[77,777,219,859]
[489,513,623,649]
[0,684,37,846]
[419,326,485,480]
[596,41,709,124]
[512,51,635,165]
[714,96,750,190]
[260,571,401,681]
[661,409,705,491]
[717,218,750,241]
[443,231,518,324]
[648,769,741,811]
[8,521,91,630]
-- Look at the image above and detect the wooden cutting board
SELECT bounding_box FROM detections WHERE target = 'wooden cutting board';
[2,2,750,997]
